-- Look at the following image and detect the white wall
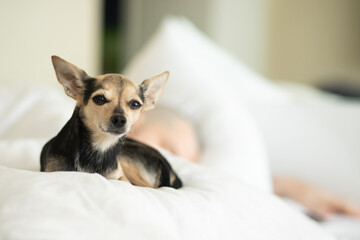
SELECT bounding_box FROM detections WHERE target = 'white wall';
[123,0,269,76]
[266,0,360,85]
[124,0,360,87]
[124,0,211,64]
[207,0,270,75]
[0,0,102,85]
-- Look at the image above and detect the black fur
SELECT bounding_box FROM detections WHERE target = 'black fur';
[77,114,121,175]
[40,107,120,174]
[138,85,145,103]
[40,107,182,189]
[83,78,101,105]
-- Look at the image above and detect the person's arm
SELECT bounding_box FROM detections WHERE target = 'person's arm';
[273,177,360,220]
[128,109,200,162]
[130,109,360,220]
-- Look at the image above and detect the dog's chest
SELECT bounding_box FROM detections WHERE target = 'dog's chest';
[77,142,122,177]
[77,157,124,179]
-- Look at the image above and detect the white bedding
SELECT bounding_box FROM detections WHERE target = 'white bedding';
[122,17,360,239]
[0,85,335,239]
[0,147,331,240]
[3,16,358,239]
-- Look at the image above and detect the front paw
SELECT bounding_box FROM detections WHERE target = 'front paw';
[119,175,130,182]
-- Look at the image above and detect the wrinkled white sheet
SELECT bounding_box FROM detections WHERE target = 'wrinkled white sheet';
[0,85,334,239]
[0,145,333,240]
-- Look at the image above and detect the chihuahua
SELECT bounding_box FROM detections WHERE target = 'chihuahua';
[40,56,182,189]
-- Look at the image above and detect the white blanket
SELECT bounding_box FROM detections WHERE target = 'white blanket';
[123,17,360,238]
[0,85,334,239]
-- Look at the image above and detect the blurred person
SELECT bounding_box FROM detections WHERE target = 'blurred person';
[128,107,360,221]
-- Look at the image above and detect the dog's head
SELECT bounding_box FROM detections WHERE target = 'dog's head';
[51,56,168,150]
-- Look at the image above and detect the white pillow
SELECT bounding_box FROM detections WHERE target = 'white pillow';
[0,85,73,140]
[123,17,272,192]
[250,92,360,206]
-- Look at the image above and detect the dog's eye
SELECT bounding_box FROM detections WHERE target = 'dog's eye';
[92,95,108,105]
[129,100,142,110]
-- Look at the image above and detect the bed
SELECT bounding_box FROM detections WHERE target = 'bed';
[0,85,334,239]
[0,17,358,239]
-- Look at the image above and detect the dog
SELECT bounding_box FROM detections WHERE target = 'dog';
[40,56,182,189]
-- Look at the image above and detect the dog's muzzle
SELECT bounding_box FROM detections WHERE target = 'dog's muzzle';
[105,115,127,135]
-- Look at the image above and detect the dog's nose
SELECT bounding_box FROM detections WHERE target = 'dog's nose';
[110,115,127,128]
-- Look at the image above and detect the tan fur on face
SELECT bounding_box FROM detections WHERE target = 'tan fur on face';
[51,59,168,154]
[82,74,144,152]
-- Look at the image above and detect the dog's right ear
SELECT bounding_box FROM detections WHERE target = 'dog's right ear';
[51,56,88,99]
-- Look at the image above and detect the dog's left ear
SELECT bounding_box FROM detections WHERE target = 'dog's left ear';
[140,71,169,111]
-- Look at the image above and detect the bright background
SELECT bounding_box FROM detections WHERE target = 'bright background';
[1,0,360,94]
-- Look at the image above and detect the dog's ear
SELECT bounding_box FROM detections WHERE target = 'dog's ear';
[51,56,89,99]
[140,71,169,111]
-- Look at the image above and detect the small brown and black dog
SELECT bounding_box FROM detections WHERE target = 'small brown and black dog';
[40,56,182,189]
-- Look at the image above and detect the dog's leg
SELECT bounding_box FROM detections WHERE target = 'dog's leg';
[118,156,155,188]
[119,175,130,182]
